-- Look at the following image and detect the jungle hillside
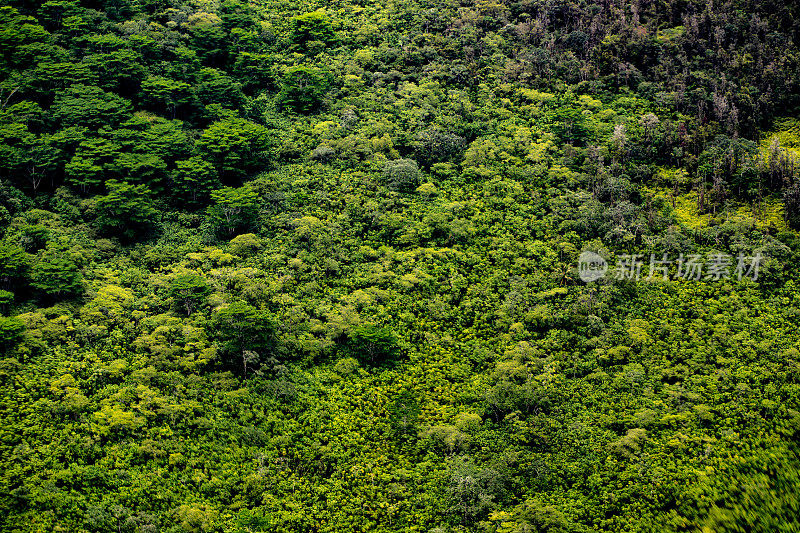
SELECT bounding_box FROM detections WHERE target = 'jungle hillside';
[1,0,800,531]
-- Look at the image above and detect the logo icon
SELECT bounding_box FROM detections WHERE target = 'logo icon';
[578,251,607,282]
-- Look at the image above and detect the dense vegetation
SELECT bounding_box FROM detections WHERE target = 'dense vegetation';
[1,0,800,531]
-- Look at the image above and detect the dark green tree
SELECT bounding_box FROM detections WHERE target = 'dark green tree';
[0,243,29,291]
[785,184,800,230]
[0,315,24,352]
[276,66,331,114]
[0,289,13,314]
[95,179,157,241]
[169,274,211,316]
[386,388,421,441]
[212,301,275,375]
[347,324,400,365]
[30,249,82,299]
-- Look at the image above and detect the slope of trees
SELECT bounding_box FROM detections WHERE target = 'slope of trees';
[0,0,799,531]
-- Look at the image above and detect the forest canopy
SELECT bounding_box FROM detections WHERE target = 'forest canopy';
[0,0,799,531]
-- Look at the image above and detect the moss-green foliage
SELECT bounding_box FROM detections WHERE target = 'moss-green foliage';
[1,0,800,531]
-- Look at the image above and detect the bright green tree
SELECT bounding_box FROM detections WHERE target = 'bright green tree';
[197,118,270,180]
[206,185,259,237]
[171,156,219,207]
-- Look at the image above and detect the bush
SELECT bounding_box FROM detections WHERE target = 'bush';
[229,233,263,256]
[383,159,421,192]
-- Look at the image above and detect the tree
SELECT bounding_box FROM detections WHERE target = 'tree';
[64,137,119,194]
[51,84,132,128]
[386,388,421,441]
[232,52,274,92]
[140,76,194,119]
[111,114,190,162]
[445,456,505,525]
[383,159,421,192]
[18,225,48,252]
[195,68,244,110]
[0,289,13,314]
[169,274,211,316]
[95,180,157,241]
[0,315,24,352]
[206,186,259,237]
[347,324,400,365]
[0,243,29,291]
[84,47,146,95]
[288,10,338,54]
[785,184,800,230]
[171,157,219,207]
[506,498,589,533]
[0,124,59,193]
[188,12,228,66]
[109,152,167,189]
[552,106,588,145]
[0,7,49,67]
[212,301,275,375]
[30,249,82,299]
[197,118,271,180]
[228,233,263,256]
[413,127,466,167]
[276,66,331,114]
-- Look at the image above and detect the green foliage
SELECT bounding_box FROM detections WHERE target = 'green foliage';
[168,274,210,316]
[0,315,24,351]
[212,301,275,374]
[346,324,400,365]
[30,248,82,299]
[276,66,331,114]
[288,10,338,54]
[94,179,157,241]
[206,185,258,237]
[1,0,800,530]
